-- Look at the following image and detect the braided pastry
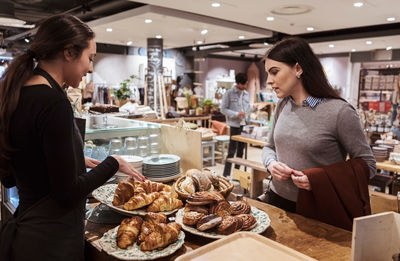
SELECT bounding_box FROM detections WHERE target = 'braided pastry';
[182,211,205,226]
[236,214,257,231]
[210,200,232,217]
[230,200,251,215]
[217,216,243,235]
[196,214,222,231]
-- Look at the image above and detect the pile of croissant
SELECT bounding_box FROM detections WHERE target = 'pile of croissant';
[112,179,183,212]
[179,169,229,194]
[182,191,257,235]
[117,212,181,251]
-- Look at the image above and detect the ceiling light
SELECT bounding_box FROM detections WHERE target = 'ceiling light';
[386,46,393,50]
[266,16,274,21]
[328,44,334,48]
[197,40,203,44]
[127,41,133,46]
[387,17,395,22]
[201,29,208,35]
[351,49,356,52]
[264,42,269,46]
[211,2,220,7]
[306,27,314,31]
[353,2,364,7]
[238,35,245,39]
[155,35,162,39]
[106,28,112,32]
[144,19,152,24]
[24,38,30,43]
[366,40,372,45]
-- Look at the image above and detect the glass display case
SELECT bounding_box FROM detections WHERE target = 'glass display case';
[1,115,162,220]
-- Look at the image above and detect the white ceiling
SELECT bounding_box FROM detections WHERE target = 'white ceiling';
[89,0,400,55]
[88,5,271,49]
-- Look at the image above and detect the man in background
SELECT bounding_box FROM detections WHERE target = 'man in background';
[221,73,252,177]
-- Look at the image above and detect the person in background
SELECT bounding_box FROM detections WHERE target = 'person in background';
[262,37,375,213]
[221,73,253,177]
[0,14,145,261]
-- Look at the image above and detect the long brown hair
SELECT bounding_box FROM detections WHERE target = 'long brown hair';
[0,14,94,180]
[265,37,341,99]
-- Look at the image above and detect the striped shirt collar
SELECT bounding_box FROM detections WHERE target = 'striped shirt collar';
[289,96,325,108]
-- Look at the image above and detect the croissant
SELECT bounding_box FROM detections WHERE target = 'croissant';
[112,178,136,206]
[116,216,143,249]
[138,213,167,242]
[135,180,171,194]
[123,192,160,210]
[146,195,183,212]
[140,222,181,251]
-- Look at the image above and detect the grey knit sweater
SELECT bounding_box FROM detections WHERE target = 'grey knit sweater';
[262,98,376,202]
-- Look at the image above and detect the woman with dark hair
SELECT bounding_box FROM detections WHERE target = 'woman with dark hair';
[262,37,375,213]
[0,14,145,260]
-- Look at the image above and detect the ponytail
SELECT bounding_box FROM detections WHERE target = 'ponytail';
[0,52,35,180]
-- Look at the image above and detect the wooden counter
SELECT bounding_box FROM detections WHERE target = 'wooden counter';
[376,160,400,173]
[231,135,266,147]
[85,198,352,261]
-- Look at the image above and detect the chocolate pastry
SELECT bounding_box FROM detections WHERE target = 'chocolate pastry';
[230,200,251,215]
[184,203,209,215]
[210,200,232,217]
[217,216,242,235]
[191,171,212,191]
[196,214,222,231]
[236,214,257,231]
[183,211,205,226]
[187,191,224,206]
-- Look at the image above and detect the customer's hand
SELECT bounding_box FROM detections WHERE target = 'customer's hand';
[291,170,312,191]
[238,112,246,119]
[111,155,147,182]
[267,161,292,181]
[85,156,101,168]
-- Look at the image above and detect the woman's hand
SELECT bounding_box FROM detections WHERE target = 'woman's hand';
[267,161,292,181]
[85,156,101,168]
[291,169,312,191]
[111,155,147,182]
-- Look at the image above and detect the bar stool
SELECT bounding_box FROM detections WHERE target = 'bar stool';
[215,135,230,163]
[201,139,217,167]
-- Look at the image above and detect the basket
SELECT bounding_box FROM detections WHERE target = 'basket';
[173,175,234,200]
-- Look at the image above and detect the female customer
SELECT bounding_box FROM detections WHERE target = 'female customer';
[262,37,376,213]
[0,14,145,260]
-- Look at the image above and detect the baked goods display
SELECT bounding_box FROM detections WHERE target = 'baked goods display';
[89,104,119,113]
[112,179,183,212]
[177,191,260,237]
[115,213,182,251]
[174,169,234,199]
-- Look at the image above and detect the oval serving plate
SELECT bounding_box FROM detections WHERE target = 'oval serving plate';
[174,206,270,239]
[92,184,179,216]
[99,226,185,260]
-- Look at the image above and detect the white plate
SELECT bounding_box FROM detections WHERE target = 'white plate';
[99,226,185,260]
[143,154,180,165]
[147,173,182,182]
[92,184,179,216]
[175,206,270,239]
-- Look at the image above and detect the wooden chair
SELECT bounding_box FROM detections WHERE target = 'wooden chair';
[369,190,399,214]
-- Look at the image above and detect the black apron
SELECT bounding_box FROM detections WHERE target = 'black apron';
[0,68,86,261]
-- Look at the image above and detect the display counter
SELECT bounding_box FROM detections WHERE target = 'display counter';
[84,198,352,261]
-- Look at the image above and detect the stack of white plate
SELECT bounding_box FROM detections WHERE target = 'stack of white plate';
[116,155,143,176]
[372,146,389,162]
[142,154,181,182]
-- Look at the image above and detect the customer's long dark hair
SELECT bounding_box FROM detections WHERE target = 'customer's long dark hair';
[0,14,94,180]
[265,37,341,99]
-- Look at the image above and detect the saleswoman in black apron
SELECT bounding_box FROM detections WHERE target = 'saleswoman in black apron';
[0,14,146,261]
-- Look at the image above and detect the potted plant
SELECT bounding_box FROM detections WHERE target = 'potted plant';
[115,75,138,107]
[202,98,213,114]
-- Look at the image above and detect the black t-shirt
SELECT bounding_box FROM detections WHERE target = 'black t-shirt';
[9,84,118,212]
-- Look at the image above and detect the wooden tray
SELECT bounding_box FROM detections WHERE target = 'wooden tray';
[176,231,316,261]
